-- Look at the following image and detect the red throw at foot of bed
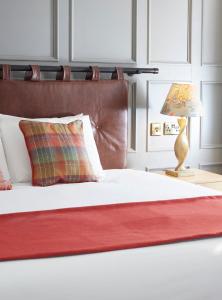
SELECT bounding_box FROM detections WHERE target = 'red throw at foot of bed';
[1,195,222,261]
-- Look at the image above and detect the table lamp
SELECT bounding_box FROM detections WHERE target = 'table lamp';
[160,83,202,177]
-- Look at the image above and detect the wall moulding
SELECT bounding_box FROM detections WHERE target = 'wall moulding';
[201,0,222,67]
[128,82,137,152]
[69,0,137,64]
[147,0,192,65]
[200,81,222,150]
[0,0,59,62]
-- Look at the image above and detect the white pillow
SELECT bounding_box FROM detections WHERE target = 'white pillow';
[0,114,104,183]
[61,115,104,181]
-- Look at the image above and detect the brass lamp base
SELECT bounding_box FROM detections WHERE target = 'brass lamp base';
[166,117,195,177]
[165,168,195,177]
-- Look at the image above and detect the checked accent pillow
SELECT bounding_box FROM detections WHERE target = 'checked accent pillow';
[19,120,98,187]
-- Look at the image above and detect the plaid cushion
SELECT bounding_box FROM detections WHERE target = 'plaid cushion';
[19,120,98,186]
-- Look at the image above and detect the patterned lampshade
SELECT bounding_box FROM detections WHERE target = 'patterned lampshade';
[160,83,203,117]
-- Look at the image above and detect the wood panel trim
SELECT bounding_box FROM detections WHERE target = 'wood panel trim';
[128,82,137,152]
[0,0,59,62]
[200,81,222,149]
[201,0,222,67]
[69,0,137,64]
[199,163,222,175]
[147,0,192,65]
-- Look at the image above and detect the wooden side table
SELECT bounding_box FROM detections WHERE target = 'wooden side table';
[153,168,222,192]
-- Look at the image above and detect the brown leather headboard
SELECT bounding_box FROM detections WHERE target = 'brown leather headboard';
[0,66,128,169]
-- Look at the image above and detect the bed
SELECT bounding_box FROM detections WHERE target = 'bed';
[0,65,222,300]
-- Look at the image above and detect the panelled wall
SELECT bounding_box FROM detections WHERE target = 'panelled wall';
[0,0,222,172]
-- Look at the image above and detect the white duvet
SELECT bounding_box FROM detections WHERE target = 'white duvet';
[0,169,222,300]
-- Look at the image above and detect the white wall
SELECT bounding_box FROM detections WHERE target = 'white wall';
[0,0,222,172]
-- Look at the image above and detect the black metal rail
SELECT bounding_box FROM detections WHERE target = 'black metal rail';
[0,65,159,75]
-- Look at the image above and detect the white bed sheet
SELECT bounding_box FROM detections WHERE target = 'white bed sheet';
[1,169,221,214]
[0,169,222,300]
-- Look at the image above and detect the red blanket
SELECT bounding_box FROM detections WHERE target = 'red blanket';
[1,195,222,261]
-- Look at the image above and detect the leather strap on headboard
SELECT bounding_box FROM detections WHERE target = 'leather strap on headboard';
[1,64,11,80]
[85,66,100,81]
[0,67,128,169]
[112,67,124,80]
[56,66,71,81]
[25,65,40,81]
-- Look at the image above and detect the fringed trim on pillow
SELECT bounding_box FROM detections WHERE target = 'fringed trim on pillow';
[0,171,12,190]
